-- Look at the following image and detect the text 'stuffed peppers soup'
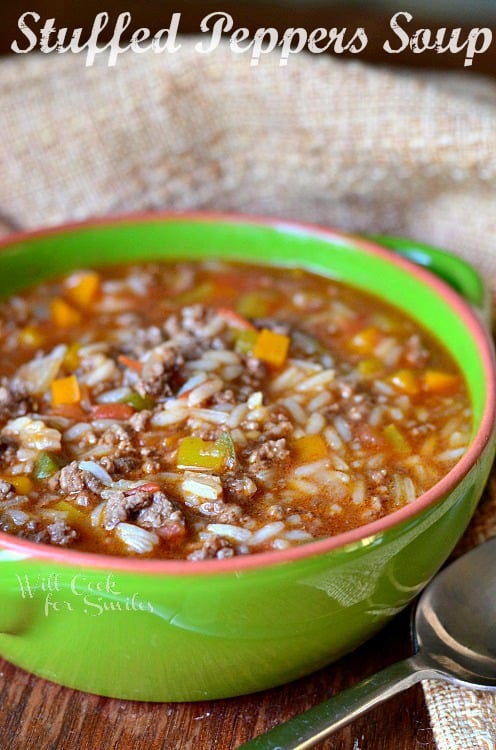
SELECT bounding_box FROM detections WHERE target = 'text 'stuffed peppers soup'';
[0,260,470,560]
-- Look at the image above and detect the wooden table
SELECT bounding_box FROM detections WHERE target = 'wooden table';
[0,606,434,749]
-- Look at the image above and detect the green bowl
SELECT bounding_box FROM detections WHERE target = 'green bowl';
[0,213,494,701]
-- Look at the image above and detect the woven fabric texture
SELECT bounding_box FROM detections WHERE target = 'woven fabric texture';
[0,41,495,749]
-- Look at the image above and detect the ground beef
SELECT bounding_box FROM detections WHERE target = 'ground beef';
[405,334,430,368]
[346,393,377,422]
[0,436,18,468]
[0,380,32,420]
[98,424,135,454]
[99,455,141,475]
[263,406,294,440]
[18,520,51,545]
[223,474,258,503]
[180,305,218,337]
[0,479,13,500]
[187,533,235,561]
[210,389,236,406]
[128,409,152,432]
[136,492,184,531]
[136,345,184,400]
[247,438,290,473]
[52,462,104,495]
[47,520,78,546]
[253,318,291,336]
[238,356,267,397]
[103,488,185,533]
[197,500,243,524]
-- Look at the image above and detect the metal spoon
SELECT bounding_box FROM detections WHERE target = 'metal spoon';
[239,537,496,750]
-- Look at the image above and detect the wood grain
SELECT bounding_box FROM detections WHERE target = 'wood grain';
[0,609,435,749]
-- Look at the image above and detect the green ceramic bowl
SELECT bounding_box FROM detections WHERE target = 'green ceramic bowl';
[0,214,494,701]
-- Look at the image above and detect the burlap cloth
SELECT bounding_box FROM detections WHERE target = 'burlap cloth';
[0,40,495,748]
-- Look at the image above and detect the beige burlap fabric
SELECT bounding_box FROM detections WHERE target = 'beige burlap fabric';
[0,41,495,749]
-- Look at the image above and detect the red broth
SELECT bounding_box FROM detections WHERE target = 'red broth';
[0,260,471,559]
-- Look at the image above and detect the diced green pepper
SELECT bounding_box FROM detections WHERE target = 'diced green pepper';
[215,431,237,469]
[33,451,65,480]
[120,391,155,411]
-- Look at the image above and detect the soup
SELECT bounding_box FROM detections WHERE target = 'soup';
[0,260,471,559]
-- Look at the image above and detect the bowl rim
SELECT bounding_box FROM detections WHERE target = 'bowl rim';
[0,210,494,575]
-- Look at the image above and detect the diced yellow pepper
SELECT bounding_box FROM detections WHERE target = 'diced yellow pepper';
[63,342,81,372]
[51,374,81,406]
[176,436,226,472]
[358,358,383,377]
[253,328,290,367]
[51,500,83,524]
[50,297,82,327]
[0,475,33,495]
[423,370,459,394]
[293,435,328,463]
[64,271,100,308]
[234,328,259,355]
[237,291,274,319]
[388,369,420,395]
[175,282,215,305]
[18,325,46,348]
[349,327,380,355]
[383,423,410,453]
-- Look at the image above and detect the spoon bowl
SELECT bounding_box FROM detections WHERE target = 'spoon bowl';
[240,537,496,749]
[414,537,496,689]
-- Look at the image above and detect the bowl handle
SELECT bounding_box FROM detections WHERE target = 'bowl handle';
[366,235,490,325]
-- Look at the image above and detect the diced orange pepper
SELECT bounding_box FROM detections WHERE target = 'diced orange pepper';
[18,325,46,348]
[349,327,380,355]
[51,374,81,407]
[293,435,327,463]
[0,475,33,494]
[388,369,420,395]
[64,271,100,308]
[50,297,82,327]
[253,328,290,367]
[423,370,459,395]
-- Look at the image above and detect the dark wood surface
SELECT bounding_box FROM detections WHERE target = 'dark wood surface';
[0,2,488,748]
[1,0,495,76]
[0,607,434,750]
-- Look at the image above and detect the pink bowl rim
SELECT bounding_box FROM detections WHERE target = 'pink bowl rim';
[0,210,494,575]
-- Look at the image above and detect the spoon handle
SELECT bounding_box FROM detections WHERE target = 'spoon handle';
[238,656,434,749]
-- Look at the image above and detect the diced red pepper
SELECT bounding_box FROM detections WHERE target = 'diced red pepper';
[91,403,135,420]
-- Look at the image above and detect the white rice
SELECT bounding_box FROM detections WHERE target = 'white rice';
[206,524,251,543]
[115,523,159,553]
